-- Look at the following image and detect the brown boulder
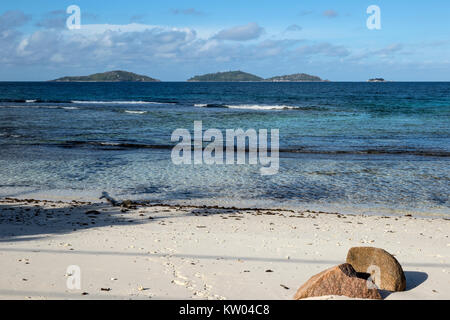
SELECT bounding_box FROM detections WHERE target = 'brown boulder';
[346,247,406,291]
[293,263,381,300]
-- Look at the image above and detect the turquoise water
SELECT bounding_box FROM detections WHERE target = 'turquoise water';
[0,82,449,216]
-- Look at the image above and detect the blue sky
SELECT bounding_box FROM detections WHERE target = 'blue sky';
[0,0,449,81]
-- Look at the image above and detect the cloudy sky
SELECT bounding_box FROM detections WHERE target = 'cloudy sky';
[0,0,449,81]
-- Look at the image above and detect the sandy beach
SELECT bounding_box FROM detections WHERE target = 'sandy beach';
[0,197,448,300]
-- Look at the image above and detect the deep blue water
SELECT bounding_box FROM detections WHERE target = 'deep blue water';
[0,82,449,216]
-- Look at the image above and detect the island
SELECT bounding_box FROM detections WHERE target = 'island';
[265,73,326,82]
[50,70,160,82]
[368,78,386,82]
[187,70,327,82]
[188,71,263,82]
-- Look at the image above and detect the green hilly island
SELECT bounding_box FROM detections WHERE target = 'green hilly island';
[187,70,325,82]
[51,70,160,82]
[265,73,325,82]
[50,70,326,82]
[188,71,264,82]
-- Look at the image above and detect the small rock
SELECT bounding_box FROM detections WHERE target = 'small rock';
[121,200,137,209]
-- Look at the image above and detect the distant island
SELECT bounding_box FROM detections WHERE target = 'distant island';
[50,70,160,82]
[187,70,326,82]
[265,73,326,82]
[50,70,327,82]
[188,71,263,82]
[368,78,386,82]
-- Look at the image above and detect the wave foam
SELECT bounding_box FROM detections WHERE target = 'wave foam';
[227,104,296,110]
[195,103,299,110]
[72,100,173,105]
[124,110,147,114]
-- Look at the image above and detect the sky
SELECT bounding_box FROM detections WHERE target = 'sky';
[0,0,449,81]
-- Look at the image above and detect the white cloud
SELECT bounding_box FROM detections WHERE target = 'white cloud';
[349,43,406,62]
[3,12,388,80]
[0,10,30,29]
[1,19,352,73]
[213,22,264,41]
[71,23,167,35]
[35,10,66,29]
[373,43,404,56]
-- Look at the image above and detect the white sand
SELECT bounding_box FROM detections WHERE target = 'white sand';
[0,198,448,300]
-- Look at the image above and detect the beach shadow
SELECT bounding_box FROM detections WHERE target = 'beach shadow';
[377,270,428,299]
[0,195,272,242]
[0,197,145,242]
[378,290,392,299]
[404,271,428,290]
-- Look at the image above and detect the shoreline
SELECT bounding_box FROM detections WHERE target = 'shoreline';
[1,188,449,219]
[0,197,448,300]
[2,196,450,220]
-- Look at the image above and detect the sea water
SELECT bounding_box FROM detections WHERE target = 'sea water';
[0,82,448,216]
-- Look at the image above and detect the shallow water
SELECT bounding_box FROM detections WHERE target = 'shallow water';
[0,82,449,216]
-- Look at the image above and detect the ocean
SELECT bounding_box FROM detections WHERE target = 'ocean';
[0,81,449,216]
